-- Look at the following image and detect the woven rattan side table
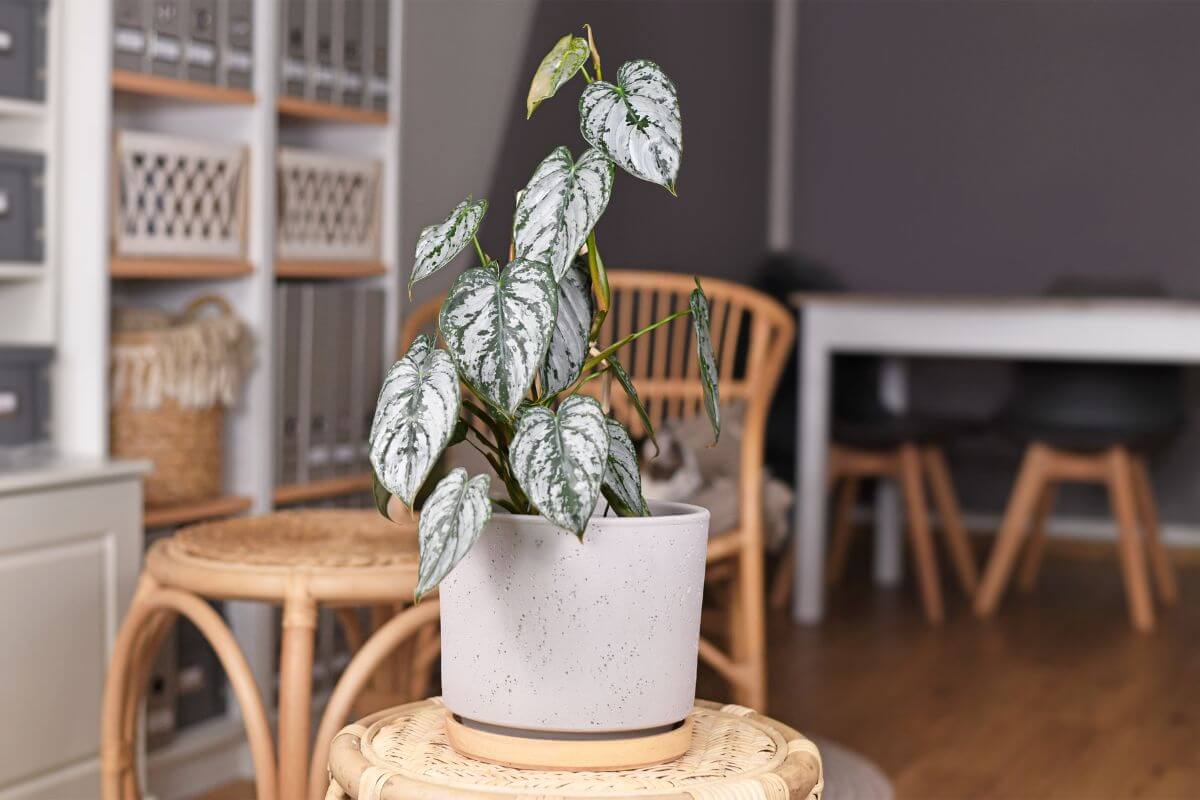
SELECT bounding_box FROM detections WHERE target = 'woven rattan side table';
[100,510,442,800]
[324,698,824,800]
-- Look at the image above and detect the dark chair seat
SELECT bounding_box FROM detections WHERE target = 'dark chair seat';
[834,414,976,450]
[1002,418,1181,453]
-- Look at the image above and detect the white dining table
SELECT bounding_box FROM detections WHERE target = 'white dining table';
[788,292,1200,623]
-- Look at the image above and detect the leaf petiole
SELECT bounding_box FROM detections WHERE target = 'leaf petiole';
[584,309,691,373]
[471,234,488,266]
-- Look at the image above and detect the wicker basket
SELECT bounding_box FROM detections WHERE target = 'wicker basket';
[110,295,251,508]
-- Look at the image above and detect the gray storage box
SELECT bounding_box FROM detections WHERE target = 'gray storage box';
[223,0,253,89]
[281,0,306,97]
[339,0,364,107]
[311,0,335,103]
[150,0,184,78]
[0,149,44,264]
[369,0,388,111]
[185,0,218,84]
[0,347,52,446]
[0,0,48,101]
[112,0,149,74]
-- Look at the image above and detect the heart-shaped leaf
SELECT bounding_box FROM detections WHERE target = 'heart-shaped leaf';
[410,198,488,295]
[513,147,614,281]
[690,281,720,443]
[369,334,462,507]
[439,258,557,416]
[540,259,594,395]
[526,34,590,118]
[579,59,681,193]
[510,395,609,536]
[602,418,649,517]
[607,354,657,455]
[415,468,492,600]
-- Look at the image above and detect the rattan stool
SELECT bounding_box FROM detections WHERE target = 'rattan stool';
[324,698,824,799]
[100,510,441,800]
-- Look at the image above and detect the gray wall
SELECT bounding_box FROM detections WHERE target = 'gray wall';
[790,0,1200,524]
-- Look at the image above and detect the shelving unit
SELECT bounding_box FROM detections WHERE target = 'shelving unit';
[143,495,256,530]
[46,2,406,797]
[274,472,374,506]
[109,257,256,280]
[112,70,256,106]
[277,95,388,125]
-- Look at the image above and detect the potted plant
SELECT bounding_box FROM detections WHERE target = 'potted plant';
[370,27,718,764]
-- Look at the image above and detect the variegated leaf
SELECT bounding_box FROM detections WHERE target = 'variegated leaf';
[579,59,681,193]
[415,468,492,600]
[513,147,614,281]
[410,198,488,295]
[510,395,608,535]
[607,354,657,455]
[690,281,721,443]
[368,334,462,507]
[526,34,590,118]
[602,418,649,517]
[540,259,593,395]
[439,258,557,416]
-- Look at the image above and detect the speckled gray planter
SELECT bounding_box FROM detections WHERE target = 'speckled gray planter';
[439,501,710,734]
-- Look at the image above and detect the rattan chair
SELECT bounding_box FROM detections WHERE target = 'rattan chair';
[401,271,794,710]
[99,510,442,800]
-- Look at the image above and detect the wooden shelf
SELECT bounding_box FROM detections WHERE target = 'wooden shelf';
[112,70,256,106]
[144,494,254,529]
[277,96,388,125]
[274,473,373,506]
[276,259,386,279]
[110,257,254,280]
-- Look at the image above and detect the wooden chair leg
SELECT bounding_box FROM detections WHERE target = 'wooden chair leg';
[308,601,442,800]
[825,476,861,588]
[1131,456,1178,606]
[278,589,319,800]
[975,443,1050,618]
[1107,447,1156,633]
[1017,483,1058,593]
[768,537,796,610]
[898,444,944,624]
[921,446,979,597]
[730,534,769,711]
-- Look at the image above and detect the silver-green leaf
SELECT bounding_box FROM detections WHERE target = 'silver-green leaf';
[690,281,720,443]
[368,334,461,507]
[510,395,609,536]
[410,198,487,295]
[607,354,657,456]
[513,147,614,282]
[601,418,649,517]
[415,468,492,600]
[579,59,681,193]
[439,258,557,416]
[540,260,593,395]
[526,34,590,119]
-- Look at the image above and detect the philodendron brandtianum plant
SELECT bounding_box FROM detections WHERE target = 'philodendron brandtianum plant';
[371,27,719,600]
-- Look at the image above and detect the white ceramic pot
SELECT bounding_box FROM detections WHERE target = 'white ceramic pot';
[439,500,710,735]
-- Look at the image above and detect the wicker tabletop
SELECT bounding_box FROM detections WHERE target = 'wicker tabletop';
[325,698,824,799]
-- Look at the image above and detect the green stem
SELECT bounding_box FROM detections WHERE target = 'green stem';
[471,234,488,266]
[584,309,691,373]
[580,64,594,84]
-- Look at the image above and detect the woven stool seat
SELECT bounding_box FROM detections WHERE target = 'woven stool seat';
[326,698,824,799]
[146,510,420,604]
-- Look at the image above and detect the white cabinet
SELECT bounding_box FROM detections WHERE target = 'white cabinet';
[0,459,144,800]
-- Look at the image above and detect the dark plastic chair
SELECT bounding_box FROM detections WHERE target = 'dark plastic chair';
[976,277,1182,632]
[760,255,978,624]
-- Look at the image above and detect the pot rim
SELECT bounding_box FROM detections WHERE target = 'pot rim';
[488,499,710,530]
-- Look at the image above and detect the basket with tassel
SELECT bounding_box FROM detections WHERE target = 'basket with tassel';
[110,295,252,508]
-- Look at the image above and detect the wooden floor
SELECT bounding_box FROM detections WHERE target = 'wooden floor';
[751,549,1200,799]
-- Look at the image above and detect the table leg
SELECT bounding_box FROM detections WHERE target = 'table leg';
[873,357,908,586]
[792,314,830,623]
[279,587,318,800]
